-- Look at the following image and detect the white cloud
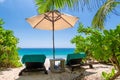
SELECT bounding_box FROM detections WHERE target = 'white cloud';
[0,0,5,3]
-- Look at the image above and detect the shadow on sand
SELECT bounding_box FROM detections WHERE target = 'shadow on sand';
[16,68,86,80]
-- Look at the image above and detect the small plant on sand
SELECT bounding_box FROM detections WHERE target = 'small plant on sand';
[102,68,115,80]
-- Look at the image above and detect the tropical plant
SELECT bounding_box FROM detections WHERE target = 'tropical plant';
[0,18,21,68]
[71,23,120,80]
[35,0,120,29]
[102,68,115,80]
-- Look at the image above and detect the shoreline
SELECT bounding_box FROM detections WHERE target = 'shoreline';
[18,48,75,59]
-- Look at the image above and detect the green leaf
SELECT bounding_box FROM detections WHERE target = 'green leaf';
[102,72,108,79]
[0,18,4,25]
[111,68,115,77]
[103,30,109,35]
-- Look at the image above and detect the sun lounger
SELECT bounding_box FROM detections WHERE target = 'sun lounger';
[19,54,48,76]
[66,52,86,71]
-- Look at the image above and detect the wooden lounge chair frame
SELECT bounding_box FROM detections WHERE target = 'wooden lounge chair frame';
[19,54,48,76]
[19,62,48,76]
[66,58,82,71]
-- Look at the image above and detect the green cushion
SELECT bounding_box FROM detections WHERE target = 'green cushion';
[66,52,86,64]
[21,54,46,64]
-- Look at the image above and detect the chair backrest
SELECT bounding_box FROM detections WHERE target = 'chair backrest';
[21,54,46,64]
[66,52,86,65]
[67,58,82,65]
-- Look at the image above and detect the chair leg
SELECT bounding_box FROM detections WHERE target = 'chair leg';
[19,71,22,76]
[19,68,26,76]
[43,66,48,74]
[44,70,48,74]
[71,66,74,71]
[89,64,93,69]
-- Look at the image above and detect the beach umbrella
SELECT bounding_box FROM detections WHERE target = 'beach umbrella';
[26,10,78,59]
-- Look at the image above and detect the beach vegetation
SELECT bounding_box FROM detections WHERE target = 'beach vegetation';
[71,23,120,80]
[0,18,22,68]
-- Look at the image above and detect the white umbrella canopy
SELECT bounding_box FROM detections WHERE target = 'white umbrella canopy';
[26,10,78,59]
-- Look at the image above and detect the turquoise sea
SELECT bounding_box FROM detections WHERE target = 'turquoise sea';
[18,48,75,59]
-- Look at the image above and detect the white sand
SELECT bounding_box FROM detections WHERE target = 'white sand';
[82,64,114,80]
[0,59,120,80]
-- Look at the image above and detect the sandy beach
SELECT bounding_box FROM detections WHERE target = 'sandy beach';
[0,59,120,80]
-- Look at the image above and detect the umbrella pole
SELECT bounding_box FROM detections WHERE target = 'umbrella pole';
[52,23,55,59]
[52,11,55,59]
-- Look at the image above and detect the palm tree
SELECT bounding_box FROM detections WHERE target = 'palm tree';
[35,0,120,29]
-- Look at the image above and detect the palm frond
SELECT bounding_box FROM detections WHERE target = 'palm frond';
[35,0,90,14]
[92,0,120,29]
[35,0,53,14]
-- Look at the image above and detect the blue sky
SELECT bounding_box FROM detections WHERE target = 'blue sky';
[0,0,120,48]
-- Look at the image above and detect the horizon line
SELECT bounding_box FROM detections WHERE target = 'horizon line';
[18,47,75,48]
